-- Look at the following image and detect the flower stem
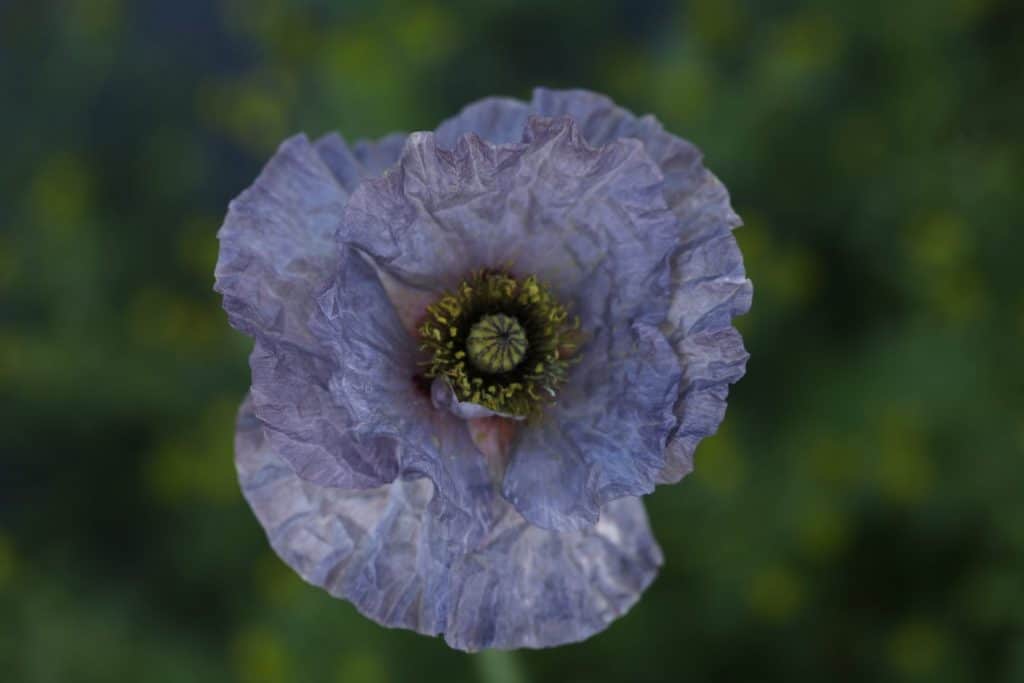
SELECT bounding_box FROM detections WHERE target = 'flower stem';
[473,650,527,683]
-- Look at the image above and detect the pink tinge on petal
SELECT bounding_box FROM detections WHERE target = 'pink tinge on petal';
[365,253,440,337]
[468,416,519,481]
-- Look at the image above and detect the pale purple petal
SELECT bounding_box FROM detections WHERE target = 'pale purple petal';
[219,89,750,652]
[235,397,450,635]
[340,116,680,322]
[446,494,662,652]
[352,133,408,175]
[214,134,347,353]
[235,397,661,652]
[434,96,532,147]
[214,134,400,488]
[527,88,752,482]
[312,133,366,193]
[247,339,400,488]
[503,322,680,531]
[313,246,498,547]
[340,117,685,529]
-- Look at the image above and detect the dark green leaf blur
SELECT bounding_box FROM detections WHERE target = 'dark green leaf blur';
[1,0,1022,681]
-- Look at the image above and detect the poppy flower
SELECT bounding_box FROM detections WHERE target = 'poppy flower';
[216,88,751,651]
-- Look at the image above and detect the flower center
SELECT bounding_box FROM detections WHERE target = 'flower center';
[418,270,580,416]
[466,313,528,374]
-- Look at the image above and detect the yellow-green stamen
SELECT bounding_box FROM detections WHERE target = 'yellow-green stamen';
[418,269,580,416]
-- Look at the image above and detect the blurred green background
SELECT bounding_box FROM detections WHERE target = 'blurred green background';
[1,0,1022,681]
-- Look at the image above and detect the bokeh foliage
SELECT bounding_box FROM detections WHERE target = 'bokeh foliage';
[1,0,1022,681]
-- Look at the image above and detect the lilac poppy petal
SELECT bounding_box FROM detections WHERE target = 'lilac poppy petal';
[528,88,752,482]
[215,133,407,489]
[445,494,662,652]
[658,231,750,483]
[531,88,707,218]
[342,115,680,334]
[433,96,532,147]
[214,134,347,352]
[661,326,750,482]
[235,397,662,652]
[313,246,499,546]
[248,339,400,488]
[440,88,722,230]
[312,133,366,193]
[235,396,450,635]
[503,322,680,531]
[218,89,751,652]
[340,117,686,529]
[352,132,408,175]
[314,130,413,193]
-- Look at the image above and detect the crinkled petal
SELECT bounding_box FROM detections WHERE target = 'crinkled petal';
[661,326,750,482]
[215,134,404,489]
[220,89,751,653]
[313,246,498,548]
[352,133,408,175]
[217,131,474,492]
[525,88,753,482]
[503,322,681,531]
[530,88,717,224]
[340,116,681,327]
[235,397,662,652]
[214,134,348,352]
[344,116,688,528]
[313,131,410,193]
[445,494,662,652]
[312,133,366,193]
[658,231,751,483]
[438,88,725,230]
[434,96,532,148]
[340,116,686,529]
[235,396,449,635]
[248,339,400,488]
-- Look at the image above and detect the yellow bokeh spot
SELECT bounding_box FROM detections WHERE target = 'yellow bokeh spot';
[336,653,388,683]
[146,399,239,504]
[255,556,303,608]
[0,534,17,589]
[177,215,220,279]
[797,502,849,561]
[887,620,946,679]
[761,11,844,86]
[197,76,290,154]
[1017,296,1024,341]
[395,4,458,65]
[907,212,987,324]
[29,154,93,231]
[909,212,965,272]
[832,110,888,176]
[747,565,804,621]
[693,427,744,494]
[231,626,290,683]
[735,214,818,312]
[66,0,123,39]
[127,287,221,352]
[951,0,996,22]
[688,0,743,47]
[805,436,862,489]
[0,237,17,294]
[652,58,712,124]
[1018,412,1024,453]
[875,407,934,504]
